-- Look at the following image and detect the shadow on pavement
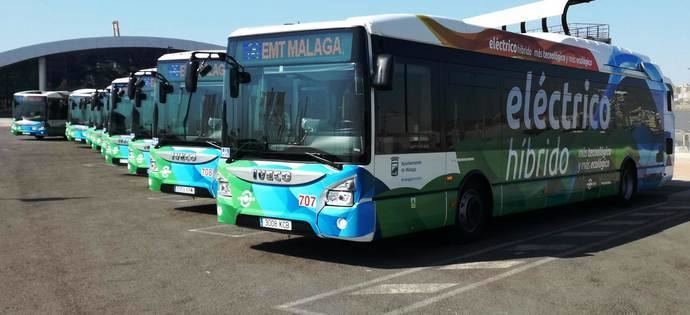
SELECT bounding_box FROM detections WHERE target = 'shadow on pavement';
[19,137,68,142]
[250,181,690,269]
[175,203,217,216]
[8,197,91,203]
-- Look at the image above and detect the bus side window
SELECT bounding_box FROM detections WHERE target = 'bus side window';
[375,60,440,154]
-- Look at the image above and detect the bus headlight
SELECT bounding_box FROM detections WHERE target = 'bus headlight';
[150,160,157,172]
[325,178,355,207]
[111,145,119,155]
[217,173,232,197]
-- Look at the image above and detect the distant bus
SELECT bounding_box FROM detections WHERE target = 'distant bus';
[66,89,97,143]
[126,69,159,175]
[102,77,135,165]
[213,14,675,241]
[148,51,225,198]
[87,87,112,152]
[11,90,69,139]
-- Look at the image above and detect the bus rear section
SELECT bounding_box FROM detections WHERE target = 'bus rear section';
[147,51,226,198]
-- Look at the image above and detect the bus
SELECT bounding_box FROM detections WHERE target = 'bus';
[66,89,96,142]
[148,51,225,198]
[88,87,111,152]
[10,90,69,139]
[213,14,675,241]
[102,75,146,166]
[126,69,160,175]
[84,89,105,147]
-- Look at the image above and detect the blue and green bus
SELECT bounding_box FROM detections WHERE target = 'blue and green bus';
[11,90,69,139]
[126,69,166,175]
[148,51,225,198]
[213,14,675,241]
[102,78,134,165]
[66,89,96,143]
[87,87,111,152]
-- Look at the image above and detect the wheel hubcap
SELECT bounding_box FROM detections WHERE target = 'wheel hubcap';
[459,190,482,232]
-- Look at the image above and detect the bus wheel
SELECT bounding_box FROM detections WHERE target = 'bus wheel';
[619,163,637,202]
[454,181,491,241]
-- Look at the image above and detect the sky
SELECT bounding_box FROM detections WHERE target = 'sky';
[1,0,689,84]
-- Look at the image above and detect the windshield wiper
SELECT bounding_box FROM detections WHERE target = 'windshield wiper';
[303,152,342,170]
[205,140,221,149]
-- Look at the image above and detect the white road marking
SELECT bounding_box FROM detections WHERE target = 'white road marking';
[658,206,690,210]
[630,211,676,217]
[439,260,524,270]
[597,220,647,226]
[557,231,614,237]
[384,212,690,315]
[274,202,667,314]
[512,244,574,251]
[188,225,268,238]
[352,283,457,295]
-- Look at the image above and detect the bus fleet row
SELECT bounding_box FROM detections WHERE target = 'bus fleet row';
[9,13,676,242]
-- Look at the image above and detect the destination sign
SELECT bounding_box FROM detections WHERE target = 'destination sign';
[237,32,353,65]
[159,61,225,81]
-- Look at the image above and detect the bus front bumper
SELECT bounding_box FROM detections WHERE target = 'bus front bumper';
[216,197,376,242]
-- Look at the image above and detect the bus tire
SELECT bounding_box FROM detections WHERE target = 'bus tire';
[619,161,637,202]
[453,180,491,242]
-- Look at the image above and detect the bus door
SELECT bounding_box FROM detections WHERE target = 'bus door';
[373,57,447,238]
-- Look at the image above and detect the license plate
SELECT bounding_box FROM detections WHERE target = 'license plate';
[174,186,195,195]
[22,132,29,135]
[260,218,292,231]
[120,159,128,164]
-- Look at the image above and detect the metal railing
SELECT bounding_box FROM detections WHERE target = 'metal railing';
[529,23,611,43]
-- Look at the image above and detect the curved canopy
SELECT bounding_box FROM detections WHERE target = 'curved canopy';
[0,36,224,68]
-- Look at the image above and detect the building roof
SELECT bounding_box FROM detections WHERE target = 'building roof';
[0,36,224,68]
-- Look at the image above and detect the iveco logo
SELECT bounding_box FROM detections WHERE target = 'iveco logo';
[252,169,292,183]
[171,152,197,162]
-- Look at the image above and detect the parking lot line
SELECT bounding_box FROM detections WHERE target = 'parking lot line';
[439,260,524,270]
[511,244,574,251]
[275,202,667,314]
[352,283,458,295]
[383,211,690,315]
[188,225,268,238]
[597,220,647,226]
[630,211,677,217]
[557,231,614,237]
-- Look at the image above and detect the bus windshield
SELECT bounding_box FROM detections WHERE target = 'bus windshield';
[109,85,134,135]
[132,79,156,139]
[226,31,367,163]
[14,95,47,121]
[156,82,224,145]
[69,95,90,125]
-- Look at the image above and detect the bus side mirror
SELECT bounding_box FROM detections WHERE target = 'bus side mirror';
[158,82,173,104]
[185,59,200,93]
[666,138,674,155]
[229,68,251,98]
[127,75,137,100]
[372,54,394,90]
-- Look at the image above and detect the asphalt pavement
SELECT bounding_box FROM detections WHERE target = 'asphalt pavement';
[1,127,689,314]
